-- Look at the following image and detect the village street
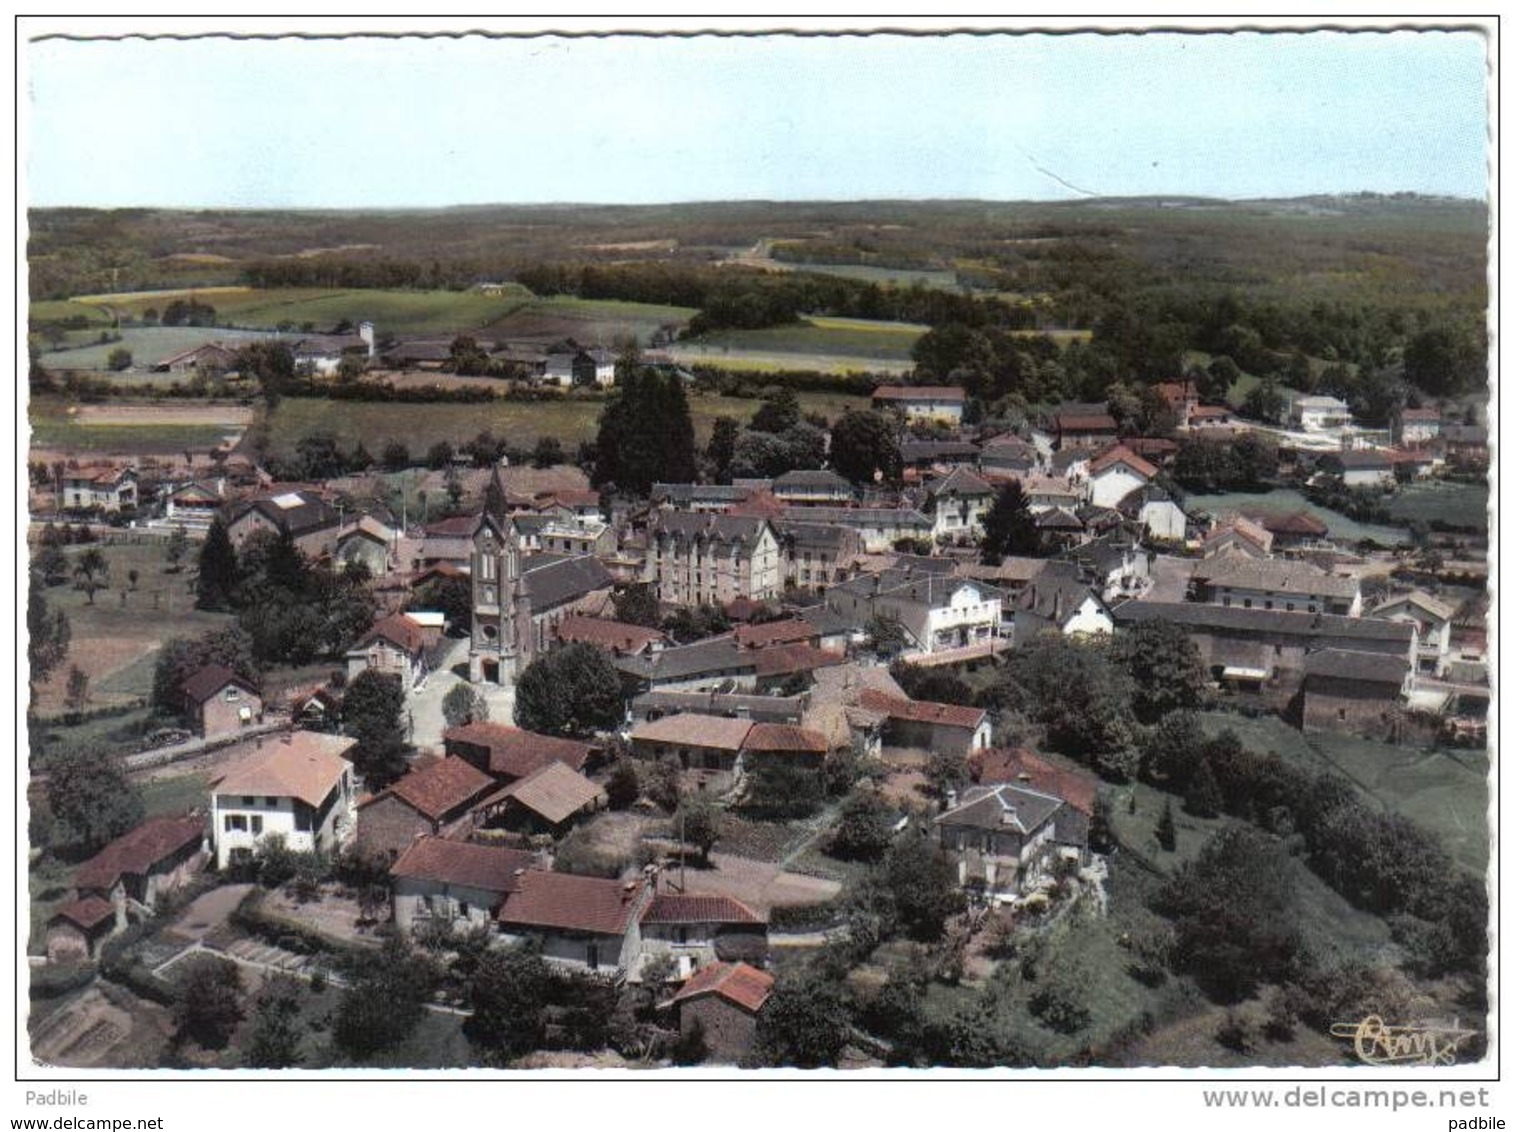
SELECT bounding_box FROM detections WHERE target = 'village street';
[406,636,516,751]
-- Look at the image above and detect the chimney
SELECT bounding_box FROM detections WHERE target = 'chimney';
[359,321,375,357]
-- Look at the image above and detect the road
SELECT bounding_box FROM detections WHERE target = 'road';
[407,636,516,751]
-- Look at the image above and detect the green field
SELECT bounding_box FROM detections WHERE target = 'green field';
[1386,481,1489,531]
[684,316,924,361]
[39,326,273,371]
[1197,712,1488,873]
[265,388,870,456]
[30,299,114,326]
[1184,488,1408,545]
[29,418,235,454]
[778,260,963,290]
[478,294,698,345]
[64,286,535,336]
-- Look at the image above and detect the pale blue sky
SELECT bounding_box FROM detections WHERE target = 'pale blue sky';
[26,29,1488,207]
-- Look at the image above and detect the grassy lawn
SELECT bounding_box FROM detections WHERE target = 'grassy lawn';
[29,415,236,454]
[1183,488,1409,545]
[779,261,962,290]
[1108,781,1230,874]
[27,854,74,954]
[1198,711,1488,873]
[139,771,212,821]
[479,295,697,344]
[30,299,115,326]
[264,388,868,455]
[65,287,535,337]
[1386,480,1489,531]
[38,326,272,371]
[686,317,924,361]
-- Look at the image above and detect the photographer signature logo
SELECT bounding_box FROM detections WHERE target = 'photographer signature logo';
[1330,1015,1479,1066]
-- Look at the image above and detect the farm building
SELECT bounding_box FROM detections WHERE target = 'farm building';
[872,385,967,424]
[356,756,496,859]
[1299,649,1412,736]
[661,961,775,1063]
[181,664,263,739]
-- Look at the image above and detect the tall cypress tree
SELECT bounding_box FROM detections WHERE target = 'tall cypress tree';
[196,518,239,611]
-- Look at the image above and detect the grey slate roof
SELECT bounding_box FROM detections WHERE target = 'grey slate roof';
[649,512,773,546]
[1304,648,1410,685]
[789,506,932,530]
[520,554,614,612]
[900,439,981,464]
[1113,600,1415,645]
[615,634,756,682]
[774,520,853,551]
[1192,557,1360,600]
[1016,561,1103,623]
[935,783,1064,836]
[632,690,807,723]
[230,492,339,537]
[772,469,853,492]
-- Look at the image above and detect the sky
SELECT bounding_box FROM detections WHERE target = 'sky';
[24,26,1490,208]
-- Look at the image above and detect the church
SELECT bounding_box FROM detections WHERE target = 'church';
[467,464,616,685]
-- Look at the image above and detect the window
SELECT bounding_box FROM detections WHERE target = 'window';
[225,814,247,832]
[1338,708,1347,721]
[242,796,255,806]
[225,686,240,702]
[675,926,689,945]
[586,943,600,970]
[1243,599,1253,609]
[250,815,263,835]
[459,902,470,918]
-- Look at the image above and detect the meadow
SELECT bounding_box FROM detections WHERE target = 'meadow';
[1197,711,1488,873]
[263,387,871,456]
[477,294,698,345]
[683,315,925,360]
[1385,480,1490,531]
[60,286,536,337]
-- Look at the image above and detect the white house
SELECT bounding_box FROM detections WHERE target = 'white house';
[921,466,996,542]
[346,612,431,688]
[389,837,539,935]
[826,570,1004,655]
[1190,556,1363,617]
[871,385,966,424]
[1013,562,1113,638]
[1087,445,1158,509]
[1373,590,1457,676]
[495,871,653,974]
[208,731,358,869]
[62,466,138,513]
[1290,394,1354,432]
[1117,484,1188,542]
[1395,407,1442,446]
[789,506,934,553]
[1328,449,1396,489]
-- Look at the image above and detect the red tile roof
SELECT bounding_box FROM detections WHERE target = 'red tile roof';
[365,756,495,821]
[669,961,774,1013]
[181,664,260,705]
[751,643,847,678]
[211,732,357,808]
[50,896,116,932]
[1089,444,1158,479]
[967,747,1097,815]
[1189,405,1233,420]
[872,385,966,402]
[642,894,765,926]
[443,722,594,779]
[631,713,753,751]
[496,871,646,935]
[858,689,986,731]
[74,815,204,893]
[389,836,537,894]
[358,613,428,656]
[734,618,817,649]
[553,614,668,655]
[741,723,829,754]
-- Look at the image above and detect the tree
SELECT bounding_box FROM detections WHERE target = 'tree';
[829,409,903,485]
[342,669,409,788]
[465,944,550,1060]
[243,974,305,1069]
[981,479,1045,564]
[1138,710,1206,789]
[1116,618,1209,724]
[1151,826,1304,1002]
[45,746,144,853]
[592,366,697,494]
[64,666,90,717]
[1001,633,1137,781]
[27,573,71,684]
[705,416,741,483]
[235,340,298,404]
[605,759,640,809]
[426,440,455,470]
[884,837,965,942]
[174,957,244,1050]
[1088,793,1116,854]
[1202,355,1241,402]
[749,387,801,434]
[531,436,564,469]
[382,441,411,471]
[756,969,852,1068]
[1403,322,1484,397]
[441,682,489,728]
[73,547,109,605]
[831,790,895,862]
[924,749,969,800]
[412,574,472,633]
[611,582,661,629]
[38,545,69,586]
[1242,377,1288,424]
[513,643,624,737]
[106,347,133,371]
[1156,798,1177,851]
[333,936,436,1058]
[195,518,238,610]
[743,758,824,819]
[678,797,721,864]
[1184,758,1223,819]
